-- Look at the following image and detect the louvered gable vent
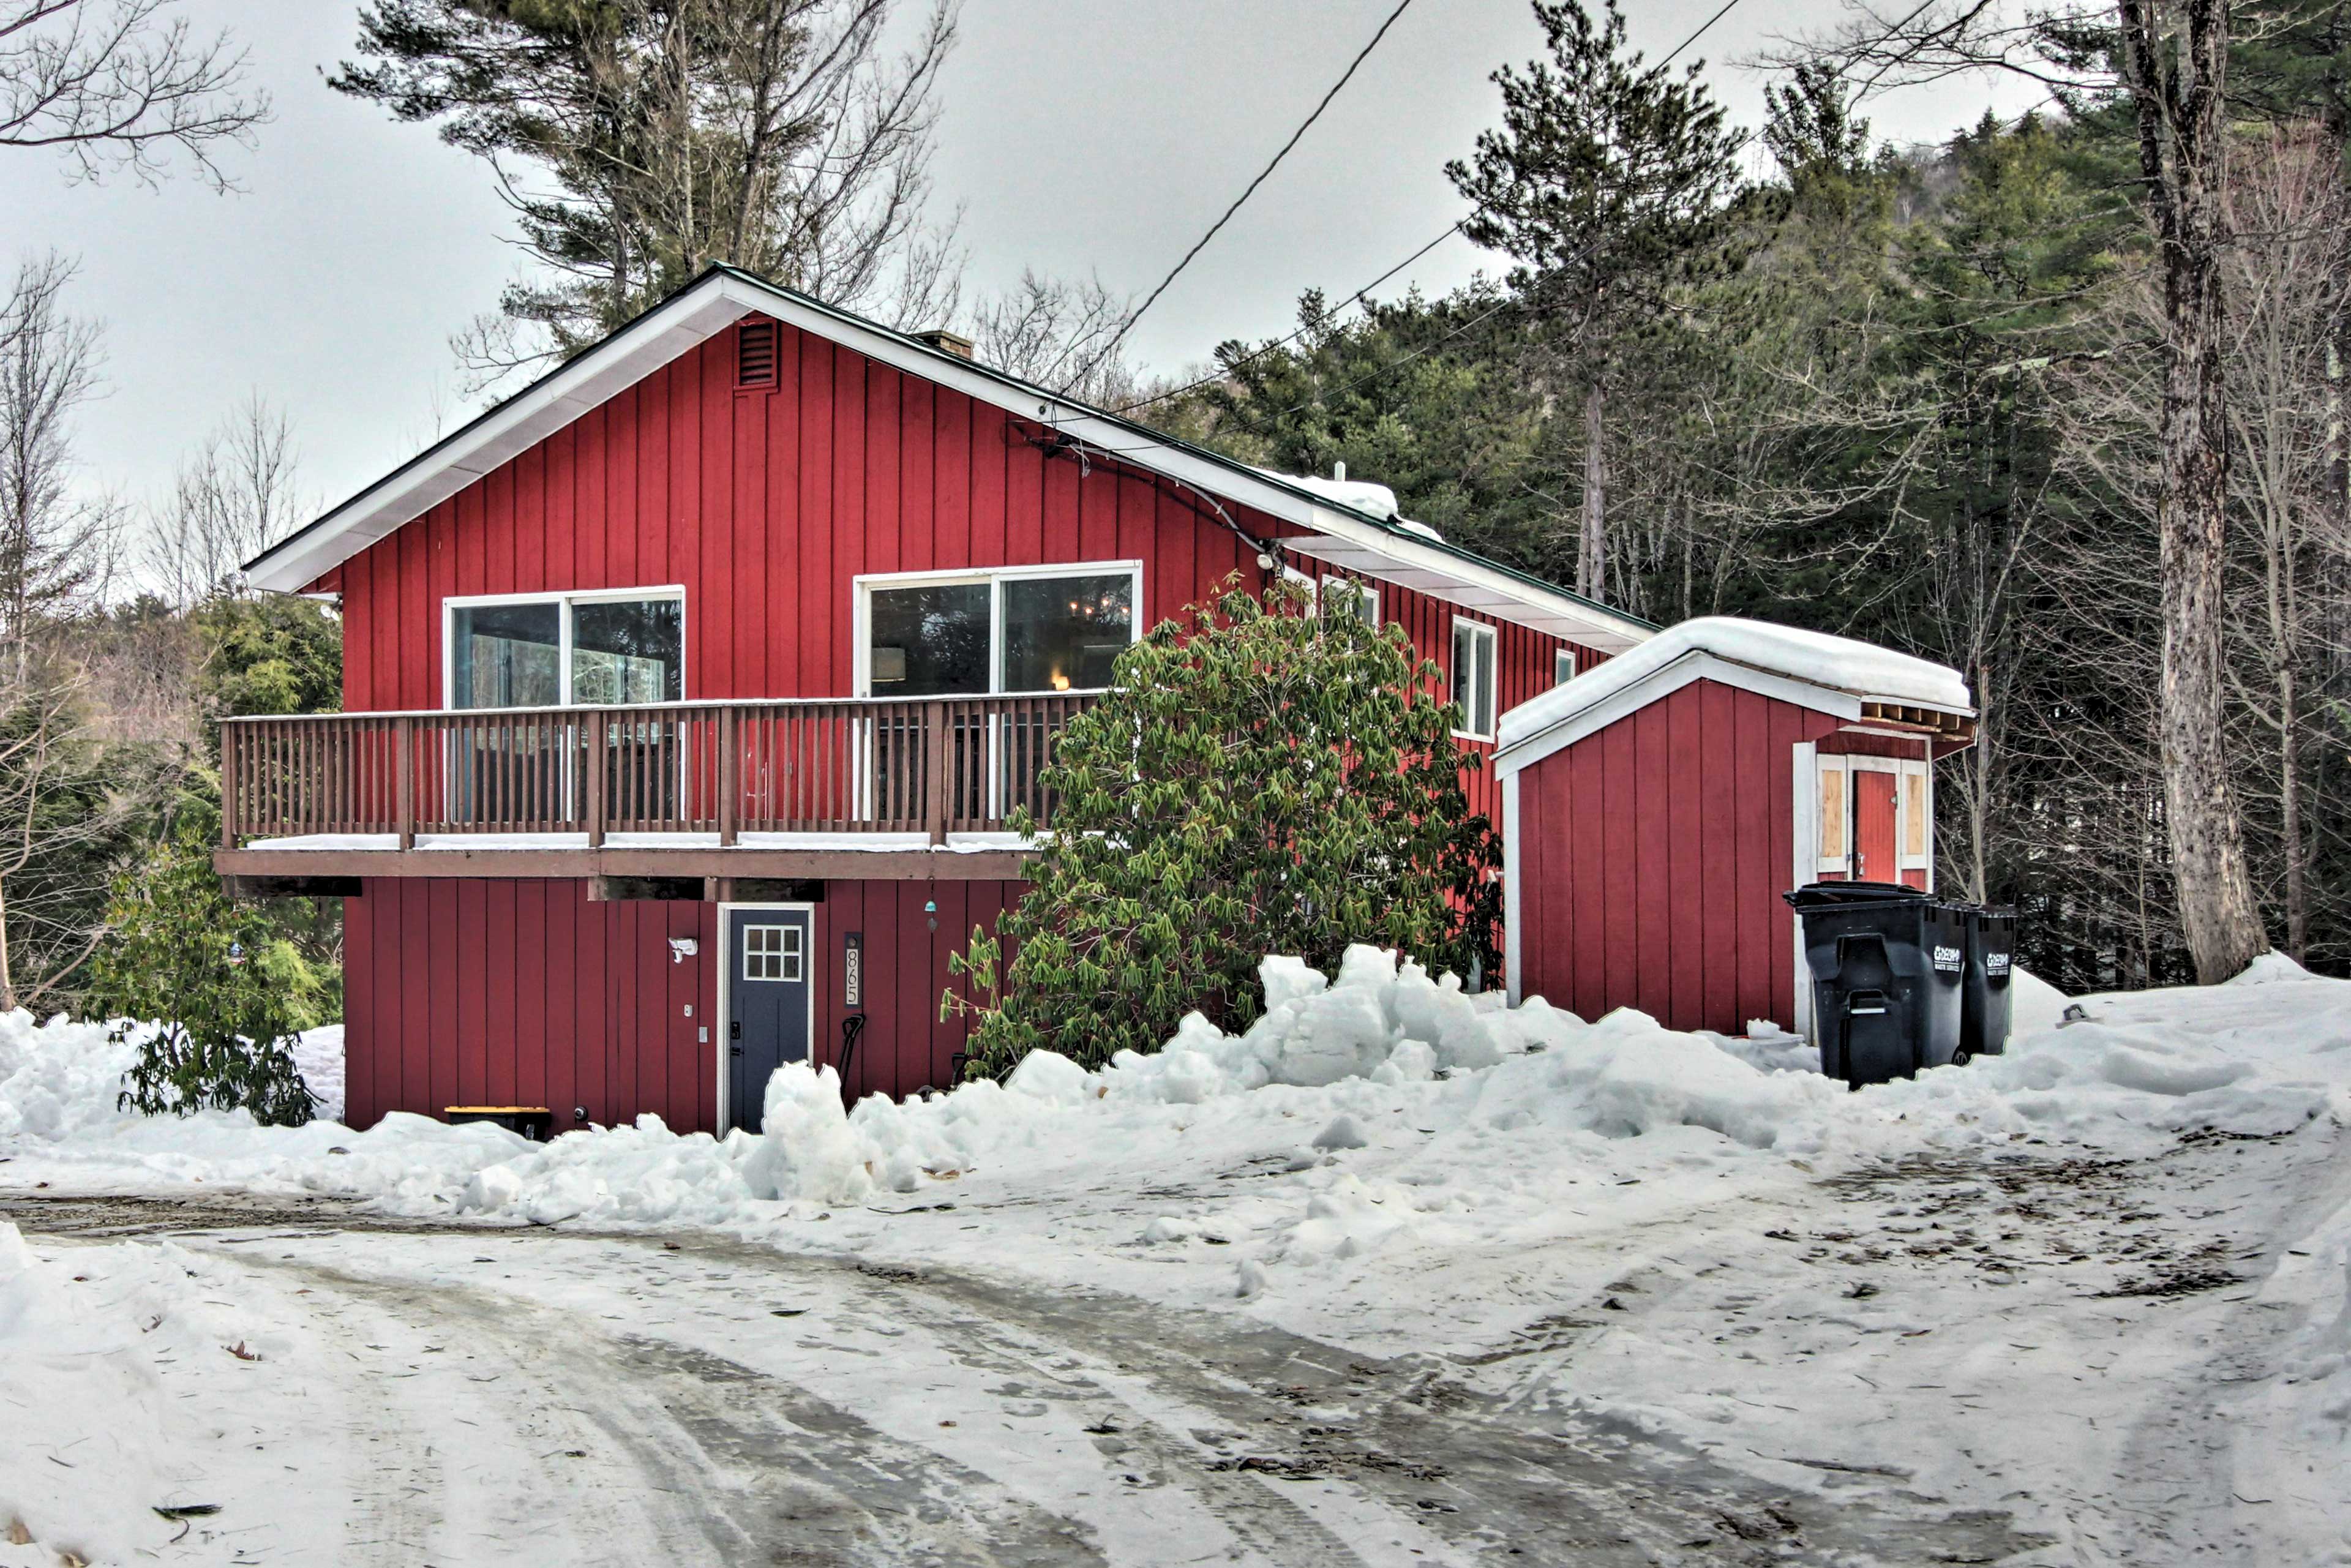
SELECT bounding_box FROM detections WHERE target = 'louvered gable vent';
[736,320,779,388]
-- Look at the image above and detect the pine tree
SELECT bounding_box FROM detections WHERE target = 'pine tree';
[943,578,1501,1079]
[1445,0,1745,603]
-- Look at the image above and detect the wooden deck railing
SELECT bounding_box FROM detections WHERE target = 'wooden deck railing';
[220,693,1100,849]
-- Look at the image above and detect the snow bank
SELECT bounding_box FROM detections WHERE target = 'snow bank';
[0,1221,313,1564]
[1499,614,1971,751]
[10,948,2351,1294]
[0,1013,347,1140]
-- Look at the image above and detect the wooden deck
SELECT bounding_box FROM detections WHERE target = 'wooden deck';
[216,692,1095,885]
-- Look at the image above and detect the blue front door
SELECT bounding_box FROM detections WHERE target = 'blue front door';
[727,907,812,1131]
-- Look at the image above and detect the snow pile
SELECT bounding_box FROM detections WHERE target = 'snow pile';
[0,1013,132,1142]
[0,1221,309,1564]
[9,947,2351,1280]
[0,1013,348,1141]
[1498,614,1971,751]
[293,1024,345,1124]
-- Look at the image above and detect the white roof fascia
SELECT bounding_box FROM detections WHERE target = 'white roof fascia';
[249,273,1654,654]
[1493,650,1862,779]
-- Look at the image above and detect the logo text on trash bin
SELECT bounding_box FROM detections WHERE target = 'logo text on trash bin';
[1932,944,1964,972]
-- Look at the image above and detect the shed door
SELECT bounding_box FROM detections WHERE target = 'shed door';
[726,908,812,1132]
[1852,765,1900,883]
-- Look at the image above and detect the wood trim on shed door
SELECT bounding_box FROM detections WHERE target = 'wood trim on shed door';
[1790,741,1817,1041]
[1502,768,1523,1007]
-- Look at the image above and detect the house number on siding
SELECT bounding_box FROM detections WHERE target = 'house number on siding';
[844,931,863,1008]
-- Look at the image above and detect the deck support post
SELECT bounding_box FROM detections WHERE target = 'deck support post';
[221,724,240,849]
[585,710,607,849]
[394,717,415,851]
[718,705,740,847]
[924,708,950,845]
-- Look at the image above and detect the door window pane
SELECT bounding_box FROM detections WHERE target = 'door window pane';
[452,602,561,709]
[871,583,991,695]
[743,923,802,981]
[1003,573,1133,692]
[572,598,683,705]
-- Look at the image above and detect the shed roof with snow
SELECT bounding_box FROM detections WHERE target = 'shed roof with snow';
[1496,617,1974,776]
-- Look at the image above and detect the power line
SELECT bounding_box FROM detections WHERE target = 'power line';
[1243,0,1941,421]
[1110,0,1911,426]
[1659,0,1745,67]
[1052,0,1420,392]
[1109,219,1467,415]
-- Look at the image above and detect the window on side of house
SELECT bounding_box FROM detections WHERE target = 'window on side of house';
[863,565,1141,696]
[1554,647,1577,687]
[1451,617,1498,740]
[449,591,683,708]
[1319,575,1378,626]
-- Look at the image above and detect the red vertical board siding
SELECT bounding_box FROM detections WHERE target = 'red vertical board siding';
[315,312,1624,1122]
[1511,681,1842,1037]
[322,314,1587,732]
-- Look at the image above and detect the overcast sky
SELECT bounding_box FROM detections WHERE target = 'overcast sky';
[6,0,2027,530]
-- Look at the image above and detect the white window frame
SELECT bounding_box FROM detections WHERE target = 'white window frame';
[850,560,1146,697]
[1450,616,1499,741]
[741,921,804,982]
[1554,647,1577,687]
[442,585,688,710]
[1319,574,1379,626]
[1897,757,1935,889]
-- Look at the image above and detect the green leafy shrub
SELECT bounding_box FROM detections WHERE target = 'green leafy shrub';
[89,805,324,1126]
[945,576,1501,1079]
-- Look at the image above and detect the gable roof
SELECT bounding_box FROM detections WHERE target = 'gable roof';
[1494,615,1973,777]
[246,266,1654,653]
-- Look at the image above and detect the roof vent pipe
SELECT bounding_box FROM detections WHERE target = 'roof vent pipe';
[1332,460,1346,481]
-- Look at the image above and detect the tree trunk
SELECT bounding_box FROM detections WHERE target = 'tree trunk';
[1580,379,1607,601]
[2123,0,2270,982]
[2281,662,2308,959]
[0,877,17,1015]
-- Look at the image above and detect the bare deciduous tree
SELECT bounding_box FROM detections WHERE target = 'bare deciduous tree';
[0,252,114,676]
[1782,0,2269,980]
[0,0,266,187]
[966,269,1141,407]
[143,392,306,606]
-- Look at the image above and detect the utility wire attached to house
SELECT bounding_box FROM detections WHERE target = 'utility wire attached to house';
[1044,0,1421,396]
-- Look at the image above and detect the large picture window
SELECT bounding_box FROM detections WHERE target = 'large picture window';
[860,564,1141,696]
[449,591,684,708]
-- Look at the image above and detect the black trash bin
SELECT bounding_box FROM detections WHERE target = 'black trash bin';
[1958,905,2017,1061]
[1783,882,1967,1087]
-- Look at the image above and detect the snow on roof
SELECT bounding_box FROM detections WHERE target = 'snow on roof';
[1498,615,1971,752]
[1254,469,1444,542]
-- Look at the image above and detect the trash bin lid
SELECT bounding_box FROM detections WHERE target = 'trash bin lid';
[1783,880,1930,910]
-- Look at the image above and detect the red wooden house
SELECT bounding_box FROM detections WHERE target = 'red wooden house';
[223,265,1655,1134]
[1494,617,1976,1041]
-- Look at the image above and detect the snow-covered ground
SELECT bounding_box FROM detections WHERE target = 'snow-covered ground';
[3,953,2347,1564]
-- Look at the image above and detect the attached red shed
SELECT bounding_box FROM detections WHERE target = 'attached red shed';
[1494,618,1976,1041]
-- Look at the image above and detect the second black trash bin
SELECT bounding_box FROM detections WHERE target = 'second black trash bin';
[1784,882,1967,1087]
[1958,905,2017,1060]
